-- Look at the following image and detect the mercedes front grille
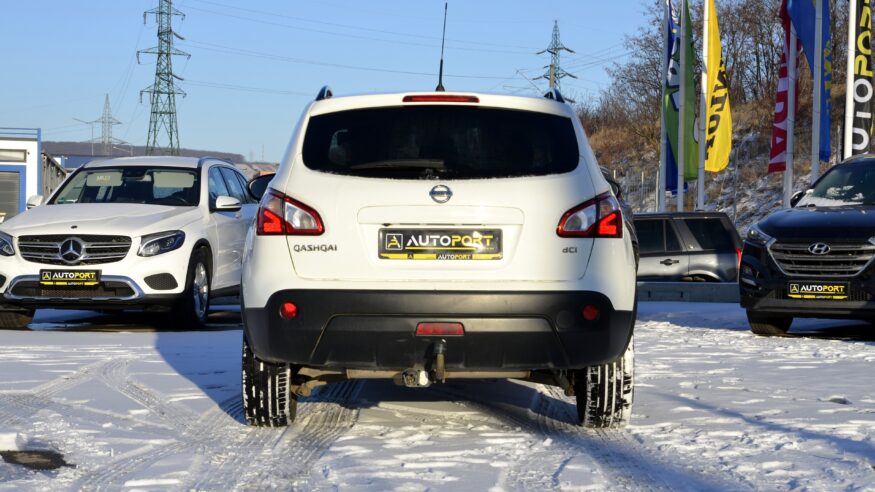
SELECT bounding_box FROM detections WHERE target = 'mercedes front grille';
[17,235,132,265]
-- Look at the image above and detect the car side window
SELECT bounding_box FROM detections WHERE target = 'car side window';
[219,167,247,204]
[234,172,254,203]
[684,218,735,252]
[208,167,230,209]
[635,219,665,254]
[665,222,683,252]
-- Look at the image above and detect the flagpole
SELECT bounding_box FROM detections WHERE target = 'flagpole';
[678,0,687,212]
[811,0,823,181]
[844,0,857,160]
[697,0,709,211]
[658,0,668,212]
[785,25,797,208]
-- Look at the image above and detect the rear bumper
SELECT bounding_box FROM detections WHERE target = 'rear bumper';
[243,289,635,371]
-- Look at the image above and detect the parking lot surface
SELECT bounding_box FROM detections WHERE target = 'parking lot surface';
[0,303,873,490]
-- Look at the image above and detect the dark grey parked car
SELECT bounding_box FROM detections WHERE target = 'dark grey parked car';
[633,212,741,282]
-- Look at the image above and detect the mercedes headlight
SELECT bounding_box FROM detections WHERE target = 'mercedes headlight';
[138,230,185,257]
[0,232,14,256]
[746,224,773,246]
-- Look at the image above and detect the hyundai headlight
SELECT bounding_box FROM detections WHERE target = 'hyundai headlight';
[0,232,14,256]
[746,224,773,246]
[138,230,185,257]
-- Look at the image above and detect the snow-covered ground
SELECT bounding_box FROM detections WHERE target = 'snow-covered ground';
[0,303,873,491]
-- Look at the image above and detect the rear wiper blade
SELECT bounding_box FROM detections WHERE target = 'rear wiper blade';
[349,159,445,171]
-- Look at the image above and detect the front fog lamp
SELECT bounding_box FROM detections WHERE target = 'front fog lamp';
[138,230,185,257]
[0,233,14,256]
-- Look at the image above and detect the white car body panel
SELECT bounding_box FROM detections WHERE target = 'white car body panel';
[242,91,636,312]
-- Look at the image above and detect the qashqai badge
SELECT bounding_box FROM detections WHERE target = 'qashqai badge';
[430,185,452,204]
[808,243,831,255]
[60,238,85,264]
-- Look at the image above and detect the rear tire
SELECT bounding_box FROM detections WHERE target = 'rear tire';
[170,248,211,330]
[242,337,297,427]
[747,310,792,336]
[0,310,34,330]
[574,337,634,428]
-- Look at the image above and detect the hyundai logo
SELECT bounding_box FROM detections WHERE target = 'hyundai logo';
[60,238,85,264]
[808,242,831,255]
[429,185,453,204]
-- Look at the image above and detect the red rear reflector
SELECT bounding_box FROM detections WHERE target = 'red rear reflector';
[416,322,465,337]
[280,302,298,320]
[403,95,480,103]
[582,305,600,321]
[736,247,743,268]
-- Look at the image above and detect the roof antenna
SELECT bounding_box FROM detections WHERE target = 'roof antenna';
[435,2,448,92]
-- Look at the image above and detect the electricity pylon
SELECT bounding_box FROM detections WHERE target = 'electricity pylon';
[537,20,576,91]
[139,0,190,156]
[75,94,128,156]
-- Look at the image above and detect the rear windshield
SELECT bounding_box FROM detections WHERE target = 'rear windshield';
[302,106,580,179]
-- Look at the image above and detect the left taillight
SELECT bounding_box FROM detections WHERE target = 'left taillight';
[256,189,324,236]
[557,192,623,238]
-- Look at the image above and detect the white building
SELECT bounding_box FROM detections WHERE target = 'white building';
[0,128,41,221]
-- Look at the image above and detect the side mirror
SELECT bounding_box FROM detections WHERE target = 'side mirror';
[248,173,275,201]
[213,195,242,212]
[26,195,44,209]
[790,190,807,208]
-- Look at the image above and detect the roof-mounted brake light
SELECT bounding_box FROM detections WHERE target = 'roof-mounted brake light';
[402,95,479,103]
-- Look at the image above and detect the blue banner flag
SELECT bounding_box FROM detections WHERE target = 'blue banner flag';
[788,0,832,162]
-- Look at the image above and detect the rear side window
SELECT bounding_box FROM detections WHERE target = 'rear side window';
[302,106,579,179]
[684,218,735,252]
[636,220,665,254]
[636,219,683,254]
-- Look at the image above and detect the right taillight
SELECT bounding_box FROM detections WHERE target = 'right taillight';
[256,189,324,236]
[557,192,623,238]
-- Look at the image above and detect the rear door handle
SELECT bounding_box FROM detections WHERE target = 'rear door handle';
[660,258,680,266]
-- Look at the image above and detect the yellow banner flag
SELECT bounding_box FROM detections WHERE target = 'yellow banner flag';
[704,0,732,172]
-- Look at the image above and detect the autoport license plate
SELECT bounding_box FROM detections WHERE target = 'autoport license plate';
[786,281,849,300]
[39,270,101,287]
[378,229,502,260]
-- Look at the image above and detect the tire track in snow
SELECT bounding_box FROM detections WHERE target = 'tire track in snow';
[432,382,676,491]
[193,381,363,490]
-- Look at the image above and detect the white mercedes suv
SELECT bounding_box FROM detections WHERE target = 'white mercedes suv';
[0,156,256,329]
[241,88,638,428]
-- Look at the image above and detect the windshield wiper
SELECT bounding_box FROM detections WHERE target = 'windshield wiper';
[349,159,445,171]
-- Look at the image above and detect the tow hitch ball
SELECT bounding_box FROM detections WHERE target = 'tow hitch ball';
[400,339,448,388]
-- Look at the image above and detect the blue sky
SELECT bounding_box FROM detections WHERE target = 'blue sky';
[1,1,649,162]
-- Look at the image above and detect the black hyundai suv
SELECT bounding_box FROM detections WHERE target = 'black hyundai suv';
[740,155,875,335]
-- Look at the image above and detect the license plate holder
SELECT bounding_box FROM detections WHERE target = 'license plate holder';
[39,270,101,287]
[378,229,502,260]
[786,281,850,301]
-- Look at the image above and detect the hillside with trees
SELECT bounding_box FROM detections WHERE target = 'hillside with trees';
[580,0,850,231]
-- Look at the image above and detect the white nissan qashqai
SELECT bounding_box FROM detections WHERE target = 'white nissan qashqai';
[242,88,638,428]
[0,156,256,329]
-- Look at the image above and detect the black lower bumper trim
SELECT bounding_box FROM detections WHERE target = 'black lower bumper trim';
[243,289,635,371]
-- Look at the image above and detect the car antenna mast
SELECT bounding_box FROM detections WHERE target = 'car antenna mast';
[435,2,448,92]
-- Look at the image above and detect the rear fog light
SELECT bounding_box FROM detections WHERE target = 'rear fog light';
[280,302,298,320]
[582,305,600,321]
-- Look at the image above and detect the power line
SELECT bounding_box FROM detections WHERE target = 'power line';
[183,4,535,55]
[189,0,540,51]
[178,40,513,80]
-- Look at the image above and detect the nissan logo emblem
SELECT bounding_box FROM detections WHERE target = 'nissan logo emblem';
[808,243,831,255]
[429,185,453,204]
[60,237,85,264]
